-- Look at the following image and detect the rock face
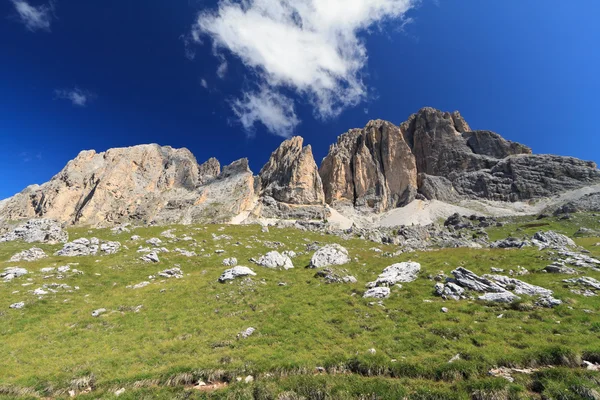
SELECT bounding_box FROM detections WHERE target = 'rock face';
[320,120,418,212]
[321,107,600,208]
[259,137,324,205]
[0,145,256,226]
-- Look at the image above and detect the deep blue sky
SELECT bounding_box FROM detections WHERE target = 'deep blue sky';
[1,0,599,200]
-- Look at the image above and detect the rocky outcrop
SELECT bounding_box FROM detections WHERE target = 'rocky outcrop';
[0,219,67,244]
[0,145,256,226]
[320,120,418,212]
[259,137,324,205]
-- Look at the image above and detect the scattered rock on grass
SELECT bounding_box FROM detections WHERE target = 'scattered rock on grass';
[140,252,160,263]
[363,287,390,299]
[309,244,349,268]
[256,251,294,270]
[219,266,256,283]
[10,247,47,262]
[1,267,28,281]
[92,308,107,317]
[366,262,420,288]
[238,327,255,339]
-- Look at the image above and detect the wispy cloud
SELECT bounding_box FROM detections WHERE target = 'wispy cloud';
[19,151,42,163]
[54,88,96,107]
[232,87,300,138]
[200,78,208,89]
[193,0,415,137]
[10,0,55,32]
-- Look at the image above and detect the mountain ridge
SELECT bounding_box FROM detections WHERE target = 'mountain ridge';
[1,107,599,227]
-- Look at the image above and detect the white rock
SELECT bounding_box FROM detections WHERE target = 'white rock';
[92,308,107,317]
[478,292,520,303]
[363,287,390,299]
[367,262,421,287]
[131,281,150,289]
[9,302,25,309]
[100,241,121,255]
[257,251,294,270]
[1,267,28,281]
[158,268,183,279]
[238,327,256,338]
[223,257,238,266]
[10,247,47,262]
[219,266,256,282]
[140,252,160,263]
[146,238,162,247]
[309,244,350,268]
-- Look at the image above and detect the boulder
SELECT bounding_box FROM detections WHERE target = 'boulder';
[309,244,350,268]
[140,252,160,263]
[531,231,576,250]
[1,267,28,281]
[219,266,256,282]
[367,262,421,287]
[10,247,47,262]
[363,287,391,299]
[256,251,294,270]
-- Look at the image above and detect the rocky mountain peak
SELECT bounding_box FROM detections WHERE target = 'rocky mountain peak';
[258,136,324,205]
[320,119,417,212]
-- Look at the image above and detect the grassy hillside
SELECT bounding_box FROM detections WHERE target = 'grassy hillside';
[1,214,600,399]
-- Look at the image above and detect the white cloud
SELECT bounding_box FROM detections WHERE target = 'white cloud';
[232,87,300,138]
[11,0,54,32]
[216,59,228,79]
[54,88,96,107]
[193,0,415,136]
[200,78,208,89]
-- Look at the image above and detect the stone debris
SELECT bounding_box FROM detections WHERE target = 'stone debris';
[9,302,25,309]
[544,262,577,274]
[140,252,160,263]
[131,235,141,241]
[238,327,256,339]
[488,367,537,383]
[314,268,357,284]
[222,257,238,267]
[160,229,176,239]
[490,237,529,249]
[256,251,294,270]
[158,267,183,279]
[366,262,420,288]
[10,247,47,262]
[219,266,256,283]
[487,275,552,297]
[563,277,600,291]
[309,244,349,268]
[1,267,28,281]
[531,230,576,250]
[55,238,99,257]
[174,248,196,257]
[92,308,107,317]
[478,292,520,303]
[100,241,121,255]
[146,238,162,247]
[0,219,68,244]
[129,281,151,289]
[435,267,560,306]
[363,287,391,299]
